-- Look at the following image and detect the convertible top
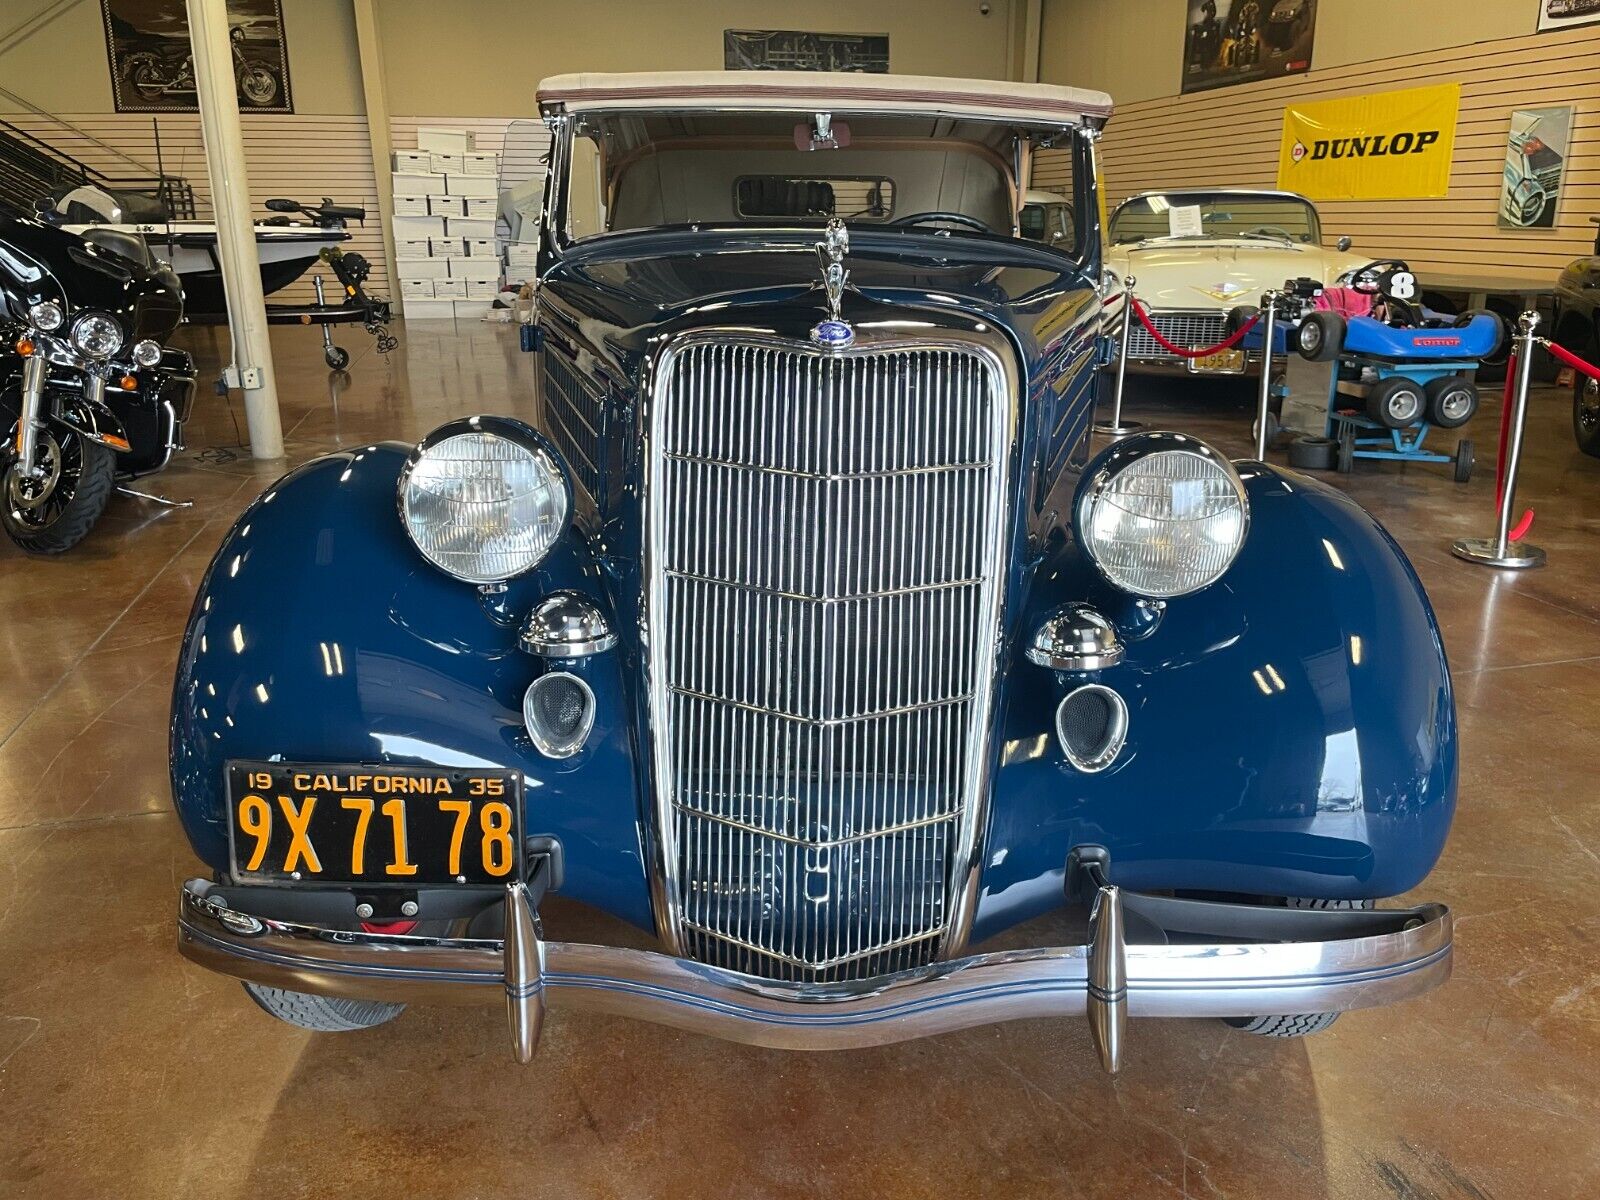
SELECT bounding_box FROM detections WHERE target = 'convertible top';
[537,71,1114,129]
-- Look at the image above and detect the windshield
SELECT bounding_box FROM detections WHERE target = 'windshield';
[562,110,1079,253]
[1109,193,1321,245]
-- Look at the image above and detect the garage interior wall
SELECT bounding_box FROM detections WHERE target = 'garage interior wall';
[1033,0,1599,279]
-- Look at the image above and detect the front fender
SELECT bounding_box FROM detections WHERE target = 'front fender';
[168,443,655,931]
[976,463,1457,938]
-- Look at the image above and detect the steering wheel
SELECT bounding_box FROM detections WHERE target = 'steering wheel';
[889,211,991,234]
[1348,259,1413,296]
[1246,226,1295,241]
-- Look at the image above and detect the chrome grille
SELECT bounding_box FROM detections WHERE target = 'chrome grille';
[647,337,1009,984]
[1127,310,1228,361]
[542,349,603,500]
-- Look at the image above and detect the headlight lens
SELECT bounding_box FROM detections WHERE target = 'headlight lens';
[399,416,569,584]
[1077,435,1249,598]
[71,312,124,359]
[131,339,162,368]
[28,301,64,332]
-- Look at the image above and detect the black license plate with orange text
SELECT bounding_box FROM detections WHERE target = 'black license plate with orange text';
[226,762,522,886]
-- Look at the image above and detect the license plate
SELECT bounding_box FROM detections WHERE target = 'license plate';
[227,762,522,886]
[1188,349,1246,374]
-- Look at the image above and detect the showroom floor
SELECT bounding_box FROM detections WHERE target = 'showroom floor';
[1,320,1596,1199]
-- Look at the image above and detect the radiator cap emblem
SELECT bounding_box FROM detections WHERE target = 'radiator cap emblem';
[811,319,854,349]
[812,217,853,349]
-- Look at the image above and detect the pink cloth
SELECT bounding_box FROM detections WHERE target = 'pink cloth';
[1315,287,1376,319]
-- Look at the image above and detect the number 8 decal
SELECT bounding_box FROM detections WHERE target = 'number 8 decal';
[1389,271,1417,301]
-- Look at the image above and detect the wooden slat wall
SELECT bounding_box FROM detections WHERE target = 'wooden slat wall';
[1034,23,1600,280]
[3,113,386,305]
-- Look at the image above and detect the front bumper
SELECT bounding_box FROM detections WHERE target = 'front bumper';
[178,879,1452,1074]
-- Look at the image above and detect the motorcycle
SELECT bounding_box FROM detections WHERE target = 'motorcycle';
[0,217,196,554]
[123,26,281,108]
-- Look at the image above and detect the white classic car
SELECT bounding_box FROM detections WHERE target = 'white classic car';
[1104,188,1367,375]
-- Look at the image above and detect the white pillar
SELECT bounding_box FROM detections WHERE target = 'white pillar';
[186,0,283,460]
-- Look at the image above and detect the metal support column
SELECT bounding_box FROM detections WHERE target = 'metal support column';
[186,0,283,460]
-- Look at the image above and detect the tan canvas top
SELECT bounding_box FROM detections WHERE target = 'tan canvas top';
[537,71,1113,128]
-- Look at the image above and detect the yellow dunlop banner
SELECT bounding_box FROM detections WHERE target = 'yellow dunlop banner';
[1277,84,1461,200]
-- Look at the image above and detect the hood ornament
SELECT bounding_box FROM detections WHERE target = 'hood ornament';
[811,217,853,350]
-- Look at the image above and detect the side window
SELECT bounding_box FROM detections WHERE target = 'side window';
[568,133,604,240]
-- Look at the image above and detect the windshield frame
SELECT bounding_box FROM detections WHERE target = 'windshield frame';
[1107,190,1323,247]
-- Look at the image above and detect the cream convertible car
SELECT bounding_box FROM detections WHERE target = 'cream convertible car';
[1104,188,1367,375]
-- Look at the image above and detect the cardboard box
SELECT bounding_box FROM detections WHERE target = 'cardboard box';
[466,279,500,300]
[462,237,496,257]
[417,127,472,154]
[431,238,465,259]
[395,238,432,258]
[396,256,449,280]
[399,277,435,299]
[427,194,463,217]
[444,174,497,198]
[446,216,496,240]
[392,214,445,240]
[392,194,430,217]
[430,152,464,175]
[453,300,493,321]
[463,196,497,218]
[403,297,457,320]
[391,150,432,173]
[392,170,438,193]
[449,257,501,282]
[433,278,467,299]
[462,151,500,176]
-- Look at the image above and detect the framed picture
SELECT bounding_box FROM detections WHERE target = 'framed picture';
[724,30,889,73]
[1538,0,1600,31]
[102,0,292,114]
[1498,107,1573,230]
[1182,0,1316,94]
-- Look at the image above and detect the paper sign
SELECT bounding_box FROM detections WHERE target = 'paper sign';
[1168,205,1204,238]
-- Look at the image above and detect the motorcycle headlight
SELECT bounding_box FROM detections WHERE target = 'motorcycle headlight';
[28,301,64,332]
[1076,433,1249,599]
[398,416,570,585]
[131,339,163,368]
[71,312,124,359]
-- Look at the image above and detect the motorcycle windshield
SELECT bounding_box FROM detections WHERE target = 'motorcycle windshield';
[0,217,181,339]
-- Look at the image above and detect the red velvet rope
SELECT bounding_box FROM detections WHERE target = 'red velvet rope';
[1545,338,1600,383]
[1494,351,1534,542]
[1130,298,1261,358]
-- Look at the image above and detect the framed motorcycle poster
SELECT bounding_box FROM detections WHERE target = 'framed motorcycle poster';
[1498,107,1573,230]
[1182,0,1317,94]
[102,0,292,114]
[1538,0,1600,31]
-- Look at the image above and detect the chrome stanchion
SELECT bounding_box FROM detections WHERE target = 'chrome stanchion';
[1253,291,1280,460]
[1094,275,1144,438]
[1451,311,1546,569]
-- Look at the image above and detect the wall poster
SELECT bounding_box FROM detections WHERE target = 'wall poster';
[1276,84,1461,201]
[1499,107,1574,229]
[1538,0,1600,32]
[724,30,889,73]
[1182,0,1316,94]
[102,0,292,114]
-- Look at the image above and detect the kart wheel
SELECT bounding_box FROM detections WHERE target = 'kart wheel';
[1286,435,1336,470]
[1295,310,1344,362]
[1226,304,1261,337]
[1223,898,1374,1038]
[1575,372,1600,460]
[1336,424,1355,474]
[1250,409,1281,449]
[1366,376,1424,428]
[1425,376,1477,429]
[1,426,115,555]
[244,982,404,1031]
[1454,439,1474,484]
[325,345,351,371]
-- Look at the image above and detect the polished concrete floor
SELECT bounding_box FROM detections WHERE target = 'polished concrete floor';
[1,320,1597,1199]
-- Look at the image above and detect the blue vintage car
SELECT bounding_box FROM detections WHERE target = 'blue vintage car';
[172,71,1454,1073]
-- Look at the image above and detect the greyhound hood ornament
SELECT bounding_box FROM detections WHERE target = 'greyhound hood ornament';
[811,218,854,349]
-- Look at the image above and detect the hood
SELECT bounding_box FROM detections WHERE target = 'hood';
[1104,238,1366,310]
[0,217,182,340]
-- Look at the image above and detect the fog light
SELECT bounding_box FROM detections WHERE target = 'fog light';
[523,671,595,759]
[1056,684,1128,773]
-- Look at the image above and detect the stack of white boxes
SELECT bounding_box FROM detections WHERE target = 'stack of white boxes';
[392,128,502,321]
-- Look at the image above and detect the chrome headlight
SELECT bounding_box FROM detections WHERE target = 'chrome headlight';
[131,339,162,368]
[398,416,570,584]
[71,312,124,359]
[28,301,64,332]
[1076,433,1249,599]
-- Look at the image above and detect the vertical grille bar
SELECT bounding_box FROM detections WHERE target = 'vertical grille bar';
[647,334,1010,985]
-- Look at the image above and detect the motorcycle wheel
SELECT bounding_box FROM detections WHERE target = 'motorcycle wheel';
[239,66,279,107]
[1,426,116,555]
[132,62,165,102]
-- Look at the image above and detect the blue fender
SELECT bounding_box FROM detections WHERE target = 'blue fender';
[1343,312,1502,360]
[168,442,656,931]
[972,462,1457,938]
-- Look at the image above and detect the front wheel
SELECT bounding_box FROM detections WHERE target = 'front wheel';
[238,65,280,107]
[244,982,404,1031]
[1575,371,1600,459]
[1,425,115,554]
[1223,897,1376,1038]
[324,345,350,371]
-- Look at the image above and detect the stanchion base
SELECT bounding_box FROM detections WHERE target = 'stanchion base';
[1450,538,1546,569]
[1093,420,1145,438]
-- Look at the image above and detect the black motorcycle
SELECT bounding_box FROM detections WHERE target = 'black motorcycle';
[0,217,196,554]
